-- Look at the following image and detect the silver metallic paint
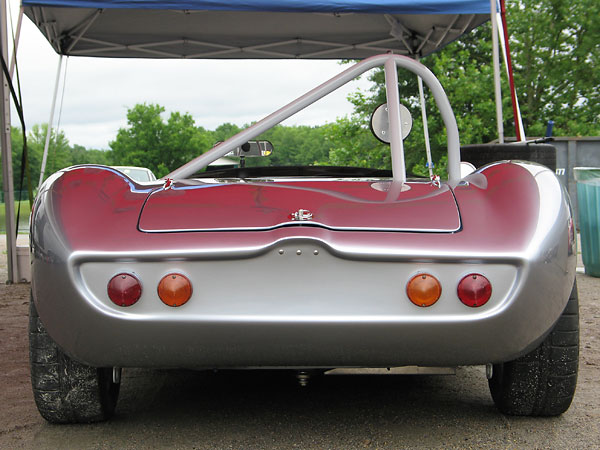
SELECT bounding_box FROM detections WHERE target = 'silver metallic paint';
[30,162,576,369]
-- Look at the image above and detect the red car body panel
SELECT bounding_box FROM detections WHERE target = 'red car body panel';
[47,163,538,256]
[139,180,460,232]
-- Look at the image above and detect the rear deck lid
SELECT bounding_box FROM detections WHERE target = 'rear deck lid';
[138,180,460,233]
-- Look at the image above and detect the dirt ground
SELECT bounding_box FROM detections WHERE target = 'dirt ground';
[0,237,599,449]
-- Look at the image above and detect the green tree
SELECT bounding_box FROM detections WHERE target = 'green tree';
[8,124,72,192]
[70,144,112,166]
[110,103,212,177]
[29,124,73,177]
[257,125,331,166]
[507,0,599,136]
[205,122,333,168]
[212,123,243,144]
[322,118,390,169]
[6,125,115,197]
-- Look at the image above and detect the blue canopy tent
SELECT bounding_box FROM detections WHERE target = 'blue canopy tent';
[20,0,492,59]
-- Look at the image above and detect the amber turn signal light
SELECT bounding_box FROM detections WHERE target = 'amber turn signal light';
[406,273,442,307]
[158,273,192,307]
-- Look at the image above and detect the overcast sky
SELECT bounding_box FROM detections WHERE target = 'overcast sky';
[6,1,373,150]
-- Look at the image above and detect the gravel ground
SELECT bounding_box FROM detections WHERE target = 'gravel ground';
[1,236,598,449]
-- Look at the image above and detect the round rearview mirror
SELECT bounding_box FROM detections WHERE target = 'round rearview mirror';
[370,103,413,144]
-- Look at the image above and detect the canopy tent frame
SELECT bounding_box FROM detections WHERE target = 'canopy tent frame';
[22,3,490,60]
[24,9,483,59]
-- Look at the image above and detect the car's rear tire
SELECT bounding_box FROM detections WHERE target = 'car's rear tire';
[29,296,120,423]
[488,280,579,416]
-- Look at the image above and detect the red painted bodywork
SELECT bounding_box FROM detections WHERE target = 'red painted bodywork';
[139,181,459,232]
[45,163,539,256]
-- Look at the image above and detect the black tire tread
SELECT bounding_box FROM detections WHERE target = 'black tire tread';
[29,296,119,423]
[488,280,579,416]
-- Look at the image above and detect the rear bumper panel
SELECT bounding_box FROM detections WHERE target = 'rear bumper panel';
[33,232,573,368]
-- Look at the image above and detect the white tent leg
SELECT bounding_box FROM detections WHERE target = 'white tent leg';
[1,0,17,283]
[38,54,63,189]
[490,0,504,143]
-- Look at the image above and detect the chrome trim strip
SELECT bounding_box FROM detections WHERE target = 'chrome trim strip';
[68,239,527,265]
[138,221,461,234]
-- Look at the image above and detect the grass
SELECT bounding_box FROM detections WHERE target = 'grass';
[0,200,32,233]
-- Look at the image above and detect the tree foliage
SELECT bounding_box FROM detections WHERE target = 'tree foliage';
[109,106,336,173]
[508,0,599,136]
[4,124,110,194]
[109,103,213,178]
[257,125,332,167]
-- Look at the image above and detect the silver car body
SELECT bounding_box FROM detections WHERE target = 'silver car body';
[31,55,576,370]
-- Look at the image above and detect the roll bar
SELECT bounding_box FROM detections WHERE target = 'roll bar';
[168,54,461,184]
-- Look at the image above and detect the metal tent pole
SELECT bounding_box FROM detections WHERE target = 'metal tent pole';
[1,0,17,283]
[497,0,525,142]
[9,6,23,78]
[490,0,504,143]
[38,54,63,189]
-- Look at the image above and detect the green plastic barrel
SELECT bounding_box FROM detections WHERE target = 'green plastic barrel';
[574,167,600,277]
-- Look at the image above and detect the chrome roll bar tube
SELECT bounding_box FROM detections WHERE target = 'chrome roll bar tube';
[168,54,461,185]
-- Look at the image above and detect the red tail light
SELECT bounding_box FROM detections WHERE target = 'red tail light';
[457,274,492,307]
[108,273,142,307]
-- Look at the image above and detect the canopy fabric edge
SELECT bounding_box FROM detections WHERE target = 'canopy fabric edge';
[21,0,492,15]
